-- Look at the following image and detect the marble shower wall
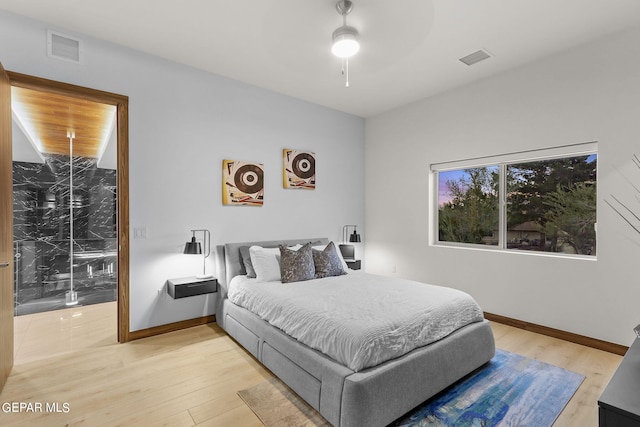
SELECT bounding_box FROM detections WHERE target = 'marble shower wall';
[13,154,117,312]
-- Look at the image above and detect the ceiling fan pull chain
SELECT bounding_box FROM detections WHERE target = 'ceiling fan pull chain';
[345,58,350,88]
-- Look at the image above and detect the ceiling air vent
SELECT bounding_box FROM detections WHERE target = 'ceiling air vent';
[459,49,492,66]
[47,30,82,64]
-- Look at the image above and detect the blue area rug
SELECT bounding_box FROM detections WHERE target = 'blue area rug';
[391,349,584,427]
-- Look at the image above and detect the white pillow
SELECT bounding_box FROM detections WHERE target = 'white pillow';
[313,243,349,272]
[249,245,302,282]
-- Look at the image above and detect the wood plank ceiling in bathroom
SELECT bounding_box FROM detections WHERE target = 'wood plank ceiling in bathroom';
[11,86,115,159]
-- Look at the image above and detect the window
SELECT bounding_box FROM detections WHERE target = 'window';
[438,166,499,245]
[434,143,597,256]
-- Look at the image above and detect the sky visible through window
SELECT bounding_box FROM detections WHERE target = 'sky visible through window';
[438,170,464,207]
[438,167,498,207]
[438,154,597,207]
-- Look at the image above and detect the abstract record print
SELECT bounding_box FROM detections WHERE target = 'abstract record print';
[222,159,264,206]
[283,149,315,190]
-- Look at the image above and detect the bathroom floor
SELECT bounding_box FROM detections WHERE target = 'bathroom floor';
[13,300,117,365]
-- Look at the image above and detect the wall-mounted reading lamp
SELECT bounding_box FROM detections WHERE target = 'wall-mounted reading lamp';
[184,229,212,279]
[342,224,361,243]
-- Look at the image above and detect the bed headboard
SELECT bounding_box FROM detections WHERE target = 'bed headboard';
[214,237,329,290]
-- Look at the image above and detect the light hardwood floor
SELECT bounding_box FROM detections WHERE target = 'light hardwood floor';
[0,302,623,426]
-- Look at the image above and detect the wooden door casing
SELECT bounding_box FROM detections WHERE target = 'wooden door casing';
[6,71,130,344]
[0,62,14,391]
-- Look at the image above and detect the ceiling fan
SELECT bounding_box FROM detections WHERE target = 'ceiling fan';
[331,0,360,87]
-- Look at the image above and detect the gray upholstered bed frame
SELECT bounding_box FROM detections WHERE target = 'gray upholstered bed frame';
[215,238,495,427]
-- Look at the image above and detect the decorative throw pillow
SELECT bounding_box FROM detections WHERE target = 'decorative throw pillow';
[313,243,349,272]
[239,246,256,278]
[312,241,347,278]
[249,246,283,282]
[279,243,315,283]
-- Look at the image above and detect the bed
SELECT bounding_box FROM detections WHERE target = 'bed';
[215,237,495,427]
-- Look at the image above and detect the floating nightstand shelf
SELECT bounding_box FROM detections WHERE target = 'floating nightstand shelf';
[167,276,218,299]
[339,243,361,270]
[345,259,361,270]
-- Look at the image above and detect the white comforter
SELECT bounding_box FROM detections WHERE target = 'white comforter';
[227,272,484,372]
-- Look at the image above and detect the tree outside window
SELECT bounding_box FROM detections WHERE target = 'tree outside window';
[437,153,597,256]
[438,166,499,245]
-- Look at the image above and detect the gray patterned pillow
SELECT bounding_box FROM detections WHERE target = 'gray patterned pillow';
[313,241,347,278]
[279,243,315,283]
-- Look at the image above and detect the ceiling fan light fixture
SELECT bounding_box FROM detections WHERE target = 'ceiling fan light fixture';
[331,0,359,87]
[332,26,360,58]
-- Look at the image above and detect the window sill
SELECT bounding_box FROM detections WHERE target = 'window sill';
[431,241,597,261]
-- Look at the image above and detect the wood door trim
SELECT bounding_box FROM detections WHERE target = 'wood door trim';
[7,71,131,343]
[0,63,14,391]
[8,71,127,105]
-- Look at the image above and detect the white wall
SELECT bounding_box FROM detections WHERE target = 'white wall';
[11,120,43,163]
[0,10,365,332]
[366,25,640,347]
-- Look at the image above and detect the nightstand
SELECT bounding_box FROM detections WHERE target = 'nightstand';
[167,276,218,299]
[345,259,361,270]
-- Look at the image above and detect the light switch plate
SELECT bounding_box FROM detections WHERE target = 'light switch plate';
[134,227,147,239]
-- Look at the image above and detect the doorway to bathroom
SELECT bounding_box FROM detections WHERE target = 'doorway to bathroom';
[12,86,118,316]
[6,71,131,351]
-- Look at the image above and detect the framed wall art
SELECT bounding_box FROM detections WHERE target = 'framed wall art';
[283,149,315,190]
[222,159,264,206]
